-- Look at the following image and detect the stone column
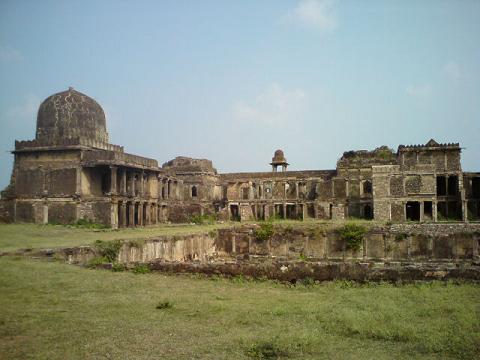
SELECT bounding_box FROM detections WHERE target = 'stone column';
[129,172,135,197]
[75,167,82,196]
[140,171,145,197]
[145,203,151,225]
[121,169,127,195]
[419,201,424,222]
[433,200,438,222]
[138,202,144,226]
[283,202,287,219]
[109,166,117,195]
[129,202,135,227]
[462,200,468,222]
[111,202,118,229]
[120,202,127,228]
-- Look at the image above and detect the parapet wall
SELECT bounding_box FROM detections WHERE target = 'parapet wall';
[36,223,480,281]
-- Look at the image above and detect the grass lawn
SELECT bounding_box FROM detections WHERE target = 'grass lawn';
[0,223,229,253]
[0,256,478,359]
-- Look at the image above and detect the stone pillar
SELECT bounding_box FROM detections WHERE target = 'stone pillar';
[138,202,144,226]
[433,200,438,222]
[140,171,145,197]
[120,202,127,228]
[129,202,135,227]
[462,200,468,222]
[145,203,151,225]
[111,202,118,229]
[121,169,127,195]
[295,182,299,199]
[109,166,117,195]
[129,172,135,197]
[75,167,82,196]
[302,203,307,220]
[419,201,424,222]
[283,202,287,219]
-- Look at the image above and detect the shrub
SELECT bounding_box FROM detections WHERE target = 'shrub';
[156,301,174,310]
[254,223,274,242]
[86,256,108,268]
[127,239,144,248]
[395,233,408,242]
[132,263,151,274]
[247,341,287,359]
[189,214,216,225]
[94,240,122,262]
[111,262,126,272]
[337,223,367,251]
[72,218,108,229]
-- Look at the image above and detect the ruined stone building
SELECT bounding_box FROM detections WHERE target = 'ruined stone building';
[1,88,479,227]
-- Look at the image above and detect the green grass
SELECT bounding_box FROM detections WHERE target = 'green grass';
[0,257,478,359]
[0,223,229,253]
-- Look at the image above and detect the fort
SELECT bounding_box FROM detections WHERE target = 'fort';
[1,87,480,227]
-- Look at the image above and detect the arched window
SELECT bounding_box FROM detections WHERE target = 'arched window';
[363,180,372,195]
[191,186,198,198]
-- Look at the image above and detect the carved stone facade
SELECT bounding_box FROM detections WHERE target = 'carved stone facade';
[1,89,479,227]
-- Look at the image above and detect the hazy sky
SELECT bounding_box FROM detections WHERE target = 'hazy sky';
[1,0,479,189]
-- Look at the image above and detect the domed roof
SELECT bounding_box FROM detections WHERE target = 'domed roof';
[271,149,288,165]
[36,87,109,143]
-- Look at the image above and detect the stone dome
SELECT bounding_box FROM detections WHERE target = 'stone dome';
[271,149,287,164]
[36,87,109,143]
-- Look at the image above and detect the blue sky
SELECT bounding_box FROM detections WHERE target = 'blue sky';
[1,0,479,189]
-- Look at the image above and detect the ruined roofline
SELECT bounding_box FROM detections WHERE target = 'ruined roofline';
[13,137,124,153]
[398,140,460,151]
[220,169,336,180]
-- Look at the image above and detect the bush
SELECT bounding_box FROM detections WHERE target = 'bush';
[189,214,216,225]
[395,233,408,242]
[72,218,108,229]
[247,341,287,359]
[86,256,108,268]
[254,223,274,242]
[111,262,125,272]
[132,263,151,274]
[337,223,367,251]
[94,240,122,262]
[156,301,174,310]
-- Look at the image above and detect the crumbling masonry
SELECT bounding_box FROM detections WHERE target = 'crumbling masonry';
[1,88,479,227]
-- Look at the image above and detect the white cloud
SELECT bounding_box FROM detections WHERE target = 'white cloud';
[443,61,461,83]
[232,83,307,126]
[406,83,432,98]
[285,0,337,31]
[7,94,40,119]
[0,45,23,63]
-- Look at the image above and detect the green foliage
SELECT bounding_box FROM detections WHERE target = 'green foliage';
[156,301,174,310]
[337,223,367,251]
[111,262,126,272]
[132,263,151,274]
[189,214,216,225]
[86,256,108,268]
[208,229,218,239]
[72,218,108,229]
[247,341,287,359]
[254,223,274,242]
[298,253,307,262]
[394,233,408,242]
[94,240,122,262]
[375,147,395,160]
[127,239,144,248]
[299,277,315,287]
